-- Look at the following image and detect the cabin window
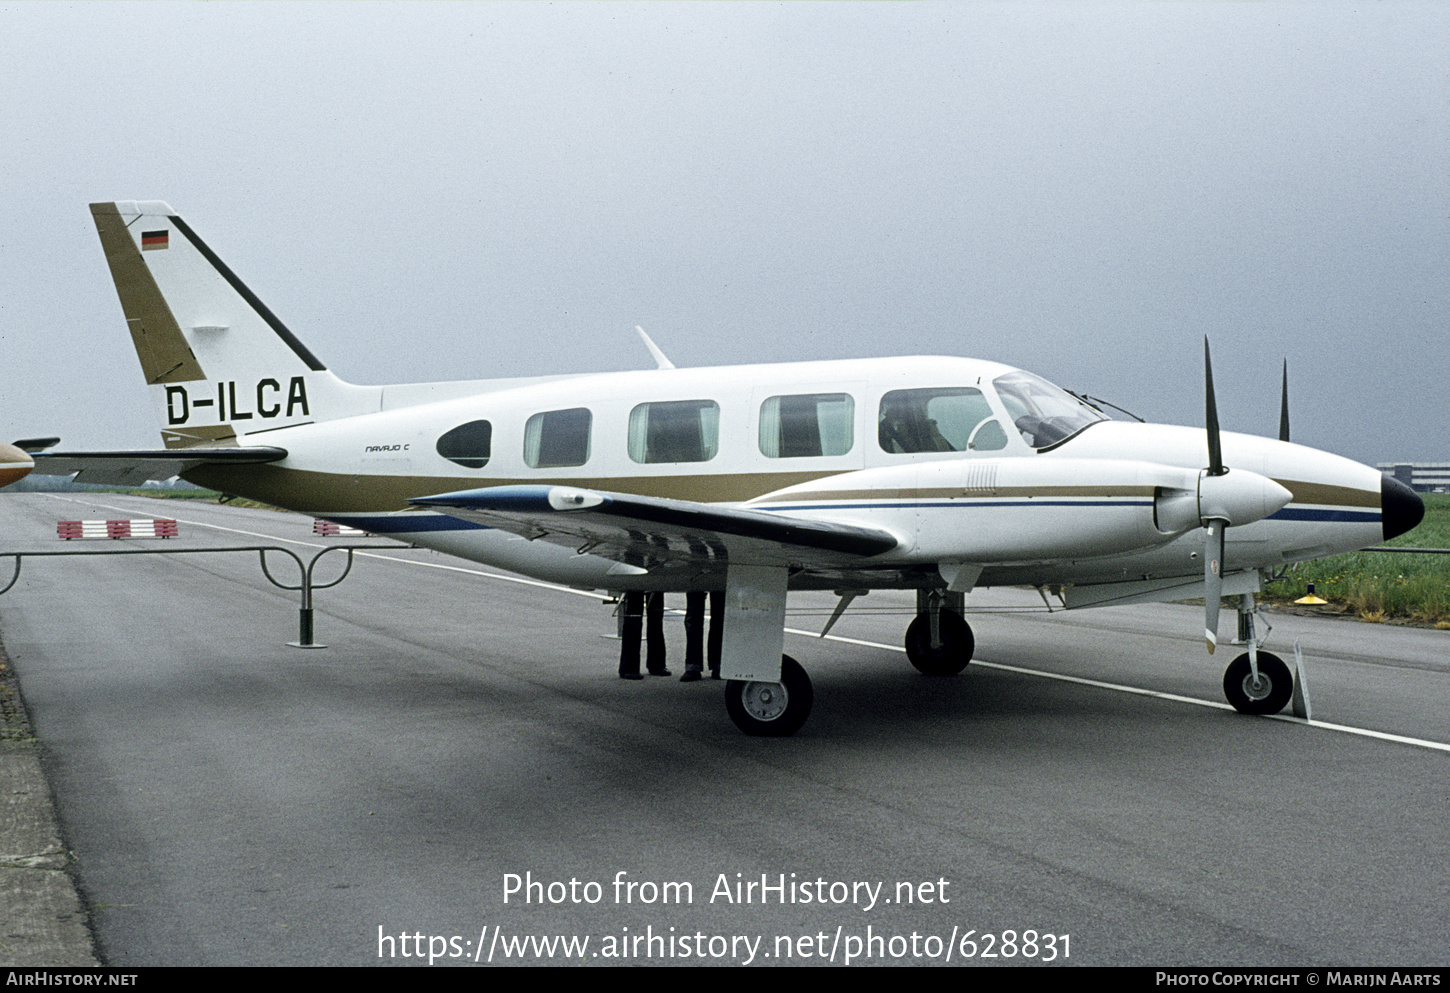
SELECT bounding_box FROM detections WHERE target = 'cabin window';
[759,393,854,458]
[436,420,493,469]
[524,407,592,468]
[878,388,996,454]
[627,400,720,464]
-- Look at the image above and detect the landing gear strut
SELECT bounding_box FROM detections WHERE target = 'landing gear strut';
[904,590,974,676]
[1221,593,1292,715]
[725,654,813,737]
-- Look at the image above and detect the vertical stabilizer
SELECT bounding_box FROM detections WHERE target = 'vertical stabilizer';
[91,201,376,448]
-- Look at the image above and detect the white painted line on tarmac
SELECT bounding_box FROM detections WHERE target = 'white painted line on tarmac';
[789,627,1450,754]
[39,494,607,600]
[353,551,609,601]
[40,495,1450,753]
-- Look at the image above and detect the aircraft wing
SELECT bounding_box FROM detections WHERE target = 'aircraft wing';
[30,447,288,486]
[409,484,900,570]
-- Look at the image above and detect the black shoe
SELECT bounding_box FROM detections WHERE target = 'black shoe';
[648,668,672,677]
[680,670,702,683]
[710,671,721,680]
[620,672,644,680]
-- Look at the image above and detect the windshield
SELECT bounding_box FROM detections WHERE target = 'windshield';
[993,370,1107,450]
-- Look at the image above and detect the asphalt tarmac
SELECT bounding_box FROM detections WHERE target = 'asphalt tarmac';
[1,492,1446,967]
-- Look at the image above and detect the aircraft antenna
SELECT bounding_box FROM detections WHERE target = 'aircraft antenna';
[635,326,676,370]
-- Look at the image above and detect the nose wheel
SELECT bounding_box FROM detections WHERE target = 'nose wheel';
[1223,651,1292,715]
[725,654,813,736]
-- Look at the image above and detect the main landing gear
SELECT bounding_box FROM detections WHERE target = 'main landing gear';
[725,654,813,737]
[1221,593,1293,716]
[904,590,974,675]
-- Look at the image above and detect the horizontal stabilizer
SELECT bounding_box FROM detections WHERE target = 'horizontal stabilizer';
[409,484,900,570]
[32,447,287,486]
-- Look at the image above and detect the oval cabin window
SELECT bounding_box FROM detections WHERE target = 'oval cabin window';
[436,420,493,469]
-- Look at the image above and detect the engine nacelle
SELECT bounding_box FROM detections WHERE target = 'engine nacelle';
[1197,469,1292,527]
[755,458,1225,563]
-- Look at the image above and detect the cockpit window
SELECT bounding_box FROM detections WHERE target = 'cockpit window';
[436,420,492,469]
[992,370,1106,450]
[878,388,996,454]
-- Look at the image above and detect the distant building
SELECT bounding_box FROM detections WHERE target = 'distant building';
[1378,463,1450,494]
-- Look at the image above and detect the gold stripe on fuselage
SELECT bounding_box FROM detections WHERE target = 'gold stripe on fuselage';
[183,464,848,514]
[184,464,1384,517]
[1272,479,1379,508]
[749,484,1159,504]
[184,463,1382,518]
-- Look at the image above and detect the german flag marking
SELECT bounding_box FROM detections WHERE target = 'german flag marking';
[141,229,169,250]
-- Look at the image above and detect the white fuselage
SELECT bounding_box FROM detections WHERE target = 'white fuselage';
[185,355,1384,596]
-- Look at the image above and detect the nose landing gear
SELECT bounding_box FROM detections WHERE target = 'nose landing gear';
[1221,593,1294,715]
[1223,651,1292,715]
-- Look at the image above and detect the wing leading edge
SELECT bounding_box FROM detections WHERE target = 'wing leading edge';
[408,484,901,570]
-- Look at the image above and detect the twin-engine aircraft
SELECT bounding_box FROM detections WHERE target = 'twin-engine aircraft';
[32,201,1424,735]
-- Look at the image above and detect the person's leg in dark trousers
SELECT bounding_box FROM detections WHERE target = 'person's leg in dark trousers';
[707,589,724,679]
[681,590,705,682]
[619,591,644,679]
[645,591,670,675]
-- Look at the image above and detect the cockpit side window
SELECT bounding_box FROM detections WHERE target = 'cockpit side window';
[436,419,493,469]
[878,388,995,454]
[993,370,1106,450]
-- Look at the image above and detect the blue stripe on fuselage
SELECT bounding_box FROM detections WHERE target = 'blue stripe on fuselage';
[758,500,1155,512]
[1268,508,1381,523]
[327,503,1379,535]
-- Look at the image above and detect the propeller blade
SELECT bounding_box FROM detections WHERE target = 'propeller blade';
[1204,337,1225,476]
[1279,359,1290,442]
[1204,519,1225,653]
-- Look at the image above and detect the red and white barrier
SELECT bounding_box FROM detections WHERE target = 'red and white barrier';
[57,519,179,540]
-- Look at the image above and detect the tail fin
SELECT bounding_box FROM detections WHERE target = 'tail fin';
[91,201,373,448]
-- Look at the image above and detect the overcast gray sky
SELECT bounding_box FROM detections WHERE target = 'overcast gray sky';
[1,1,1444,464]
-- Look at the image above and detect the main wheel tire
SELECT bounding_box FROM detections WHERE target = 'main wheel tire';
[904,609,974,676]
[725,654,813,737]
[1223,651,1293,715]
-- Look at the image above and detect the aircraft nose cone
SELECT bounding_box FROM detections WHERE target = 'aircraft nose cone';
[1381,474,1424,541]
